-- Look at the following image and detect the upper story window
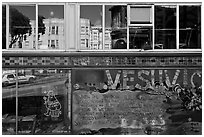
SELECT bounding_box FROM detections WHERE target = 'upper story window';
[105,5,127,49]
[2,4,64,50]
[155,5,176,49]
[2,5,6,49]
[38,5,64,50]
[51,26,55,34]
[129,5,153,50]
[179,5,201,49]
[9,5,36,49]
[130,6,152,24]
[80,5,102,50]
[2,3,202,51]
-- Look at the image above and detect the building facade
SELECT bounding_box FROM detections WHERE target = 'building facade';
[2,2,202,135]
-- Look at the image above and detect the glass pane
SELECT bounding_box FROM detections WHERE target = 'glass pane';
[106,5,127,49]
[155,5,176,49]
[9,5,36,49]
[130,7,152,24]
[179,6,201,49]
[2,5,6,49]
[129,27,152,49]
[38,5,64,50]
[80,5,102,50]
[2,69,17,135]
[16,69,69,134]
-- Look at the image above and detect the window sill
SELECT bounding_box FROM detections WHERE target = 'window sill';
[2,49,202,57]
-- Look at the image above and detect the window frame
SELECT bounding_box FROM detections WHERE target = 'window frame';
[78,2,202,51]
[5,3,37,50]
[3,2,66,51]
[36,3,66,50]
[178,4,202,50]
[127,4,154,50]
[2,2,202,52]
[128,5,153,26]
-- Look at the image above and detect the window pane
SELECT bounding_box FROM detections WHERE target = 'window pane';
[2,69,17,135]
[130,7,152,24]
[129,27,152,49]
[80,5,102,50]
[155,6,176,49]
[179,6,201,49]
[106,5,127,49]
[2,5,6,49]
[9,5,36,49]
[15,69,69,134]
[38,5,64,50]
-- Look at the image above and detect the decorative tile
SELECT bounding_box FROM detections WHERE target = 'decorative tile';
[2,54,202,68]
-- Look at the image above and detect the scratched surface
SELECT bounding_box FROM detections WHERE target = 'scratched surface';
[71,69,202,135]
[72,90,167,131]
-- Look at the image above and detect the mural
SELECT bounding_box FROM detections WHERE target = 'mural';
[72,69,202,135]
[72,69,202,92]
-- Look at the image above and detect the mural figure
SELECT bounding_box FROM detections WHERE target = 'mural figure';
[43,90,62,118]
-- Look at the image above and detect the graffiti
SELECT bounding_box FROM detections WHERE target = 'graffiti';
[72,90,167,131]
[73,69,201,95]
[105,69,201,91]
[106,70,121,89]
[43,90,62,118]
[191,71,202,88]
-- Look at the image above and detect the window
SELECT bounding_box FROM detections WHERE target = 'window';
[56,26,58,35]
[9,5,36,49]
[80,5,102,50]
[18,73,24,76]
[130,6,152,24]
[129,27,153,49]
[2,3,201,51]
[179,5,201,49]
[128,5,153,49]
[56,40,59,48]
[33,41,36,48]
[3,4,65,50]
[48,40,50,47]
[155,5,176,49]
[106,5,127,49]
[51,26,55,34]
[51,40,55,48]
[7,74,15,79]
[38,5,64,49]
[2,5,6,49]
[2,69,70,135]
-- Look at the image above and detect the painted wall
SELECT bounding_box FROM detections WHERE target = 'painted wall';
[72,69,202,91]
[72,69,202,134]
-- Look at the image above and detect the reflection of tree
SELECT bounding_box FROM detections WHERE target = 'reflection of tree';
[6,7,45,48]
[9,7,32,48]
[38,15,46,38]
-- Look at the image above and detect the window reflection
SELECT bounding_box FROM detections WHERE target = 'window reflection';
[105,5,116,49]
[179,6,201,49]
[2,3,202,51]
[9,5,36,49]
[80,5,102,50]
[38,5,64,49]
[129,27,152,49]
[108,5,127,49]
[2,69,70,134]
[2,5,6,49]
[2,69,17,135]
[155,5,176,49]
